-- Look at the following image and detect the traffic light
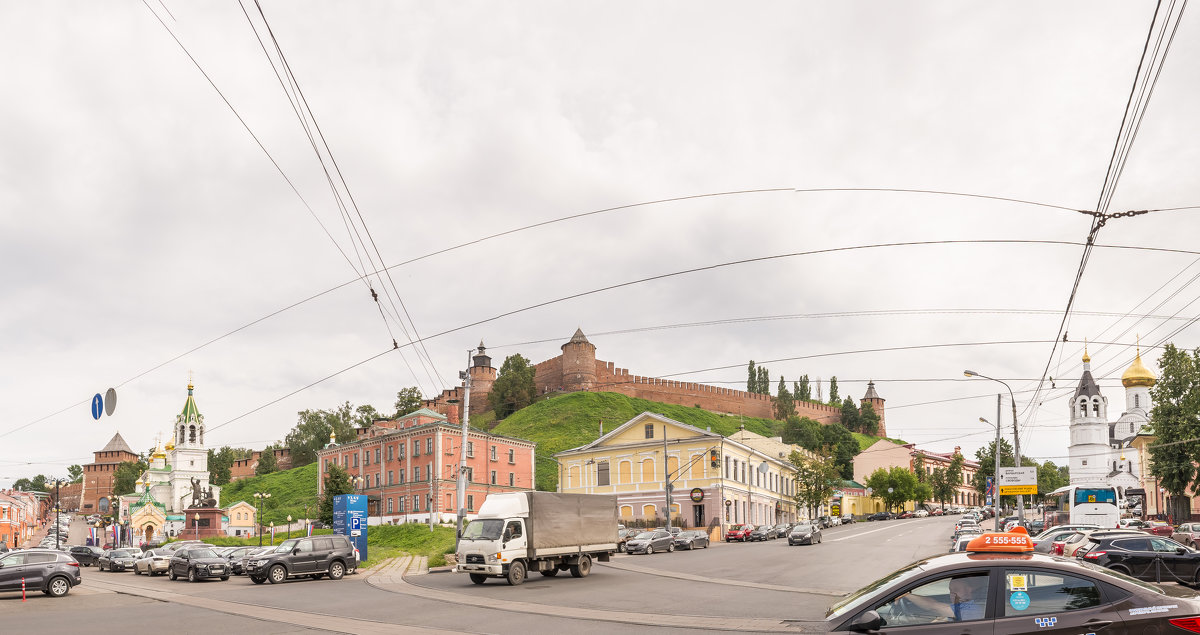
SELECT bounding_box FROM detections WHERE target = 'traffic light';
[710,449,719,468]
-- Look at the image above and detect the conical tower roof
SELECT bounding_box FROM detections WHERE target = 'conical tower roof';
[862,380,881,401]
[562,328,592,348]
[100,432,135,455]
[1074,349,1102,399]
[179,382,201,423]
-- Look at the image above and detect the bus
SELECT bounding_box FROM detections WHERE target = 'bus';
[1044,485,1121,529]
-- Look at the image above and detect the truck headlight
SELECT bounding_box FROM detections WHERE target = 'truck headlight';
[486,553,499,564]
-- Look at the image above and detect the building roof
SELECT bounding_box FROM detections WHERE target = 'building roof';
[99,432,135,455]
[1122,351,1157,388]
[566,328,590,345]
[862,381,881,401]
[1074,369,1103,399]
[179,383,201,422]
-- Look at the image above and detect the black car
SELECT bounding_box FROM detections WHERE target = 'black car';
[749,525,778,541]
[168,546,230,582]
[788,522,822,545]
[222,546,258,575]
[0,549,81,597]
[97,548,139,572]
[625,530,674,555]
[1078,534,1200,584]
[245,535,356,584]
[866,512,893,521]
[820,533,1200,634]
[69,545,105,567]
[673,530,710,550]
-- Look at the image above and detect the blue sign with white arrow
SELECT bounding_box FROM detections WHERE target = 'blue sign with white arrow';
[91,394,104,420]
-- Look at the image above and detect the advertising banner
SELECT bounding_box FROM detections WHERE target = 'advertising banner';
[334,494,368,562]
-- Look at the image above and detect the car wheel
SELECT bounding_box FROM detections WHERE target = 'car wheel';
[134,567,141,575]
[250,576,267,584]
[645,545,654,555]
[667,543,674,553]
[269,564,287,584]
[570,555,591,578]
[505,560,526,586]
[1111,565,1131,576]
[47,576,71,598]
[188,568,198,583]
[221,576,229,581]
[469,573,487,585]
[169,569,177,581]
[617,543,625,553]
[312,573,325,580]
[329,561,345,580]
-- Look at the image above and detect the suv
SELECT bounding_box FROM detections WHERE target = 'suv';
[725,524,753,542]
[69,545,105,567]
[245,535,355,584]
[0,549,81,597]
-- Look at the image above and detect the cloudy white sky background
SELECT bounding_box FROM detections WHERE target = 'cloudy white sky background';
[3,2,1199,487]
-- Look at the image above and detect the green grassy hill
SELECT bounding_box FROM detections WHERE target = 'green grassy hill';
[219,462,318,526]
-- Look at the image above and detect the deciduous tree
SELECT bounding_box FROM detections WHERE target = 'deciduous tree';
[393,386,424,417]
[1149,344,1200,518]
[840,397,860,432]
[790,451,842,520]
[256,446,280,475]
[489,354,537,418]
[285,404,358,468]
[859,402,880,436]
[112,460,148,497]
[67,465,83,483]
[318,463,355,525]
[863,466,917,512]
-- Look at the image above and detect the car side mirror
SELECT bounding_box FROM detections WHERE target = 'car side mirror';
[293,548,301,555]
[847,610,883,632]
[1178,547,1188,555]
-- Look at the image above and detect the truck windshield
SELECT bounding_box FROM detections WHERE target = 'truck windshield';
[461,519,504,541]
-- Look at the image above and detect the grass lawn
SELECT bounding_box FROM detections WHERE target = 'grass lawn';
[164,524,457,568]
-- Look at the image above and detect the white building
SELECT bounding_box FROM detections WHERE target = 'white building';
[1068,347,1157,494]
[135,382,220,514]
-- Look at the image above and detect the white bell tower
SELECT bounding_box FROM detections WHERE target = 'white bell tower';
[1069,347,1110,485]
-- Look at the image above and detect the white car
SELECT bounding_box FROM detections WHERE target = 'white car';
[913,509,929,518]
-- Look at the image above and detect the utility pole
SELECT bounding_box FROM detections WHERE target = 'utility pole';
[663,425,672,530]
[994,396,1001,530]
[455,350,472,551]
[1011,393,1024,524]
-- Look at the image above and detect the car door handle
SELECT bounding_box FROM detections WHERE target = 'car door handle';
[1083,619,1113,629]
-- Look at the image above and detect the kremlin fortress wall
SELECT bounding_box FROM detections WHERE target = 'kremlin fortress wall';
[427,329,887,437]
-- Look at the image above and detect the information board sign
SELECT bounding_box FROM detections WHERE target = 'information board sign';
[334,494,368,562]
[998,467,1038,495]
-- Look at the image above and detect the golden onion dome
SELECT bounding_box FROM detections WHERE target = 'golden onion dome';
[1122,352,1157,387]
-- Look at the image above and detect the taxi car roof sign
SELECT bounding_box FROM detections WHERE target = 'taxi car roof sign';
[965,528,1034,553]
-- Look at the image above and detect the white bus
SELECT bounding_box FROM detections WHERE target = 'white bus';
[1044,485,1121,529]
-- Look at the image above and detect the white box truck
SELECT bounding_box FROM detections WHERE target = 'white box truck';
[453,491,618,585]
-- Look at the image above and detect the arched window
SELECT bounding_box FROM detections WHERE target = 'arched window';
[619,505,633,519]
[641,458,655,482]
[666,456,679,480]
[1092,398,1101,417]
[1078,399,1087,417]
[642,503,657,518]
[189,425,196,443]
[618,461,632,484]
[567,466,579,489]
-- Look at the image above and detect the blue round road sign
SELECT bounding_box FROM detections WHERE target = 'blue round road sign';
[91,394,104,420]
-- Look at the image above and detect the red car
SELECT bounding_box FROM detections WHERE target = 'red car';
[897,510,914,519]
[1142,520,1174,536]
[930,509,944,516]
[725,524,753,542]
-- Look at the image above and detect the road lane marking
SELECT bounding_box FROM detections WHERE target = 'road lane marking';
[599,559,847,596]
[827,521,917,542]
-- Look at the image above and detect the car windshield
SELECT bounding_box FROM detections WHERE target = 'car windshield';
[757,526,771,531]
[793,524,814,533]
[273,540,299,554]
[634,532,656,540]
[826,558,933,620]
[188,548,219,559]
[461,519,505,541]
[113,549,137,557]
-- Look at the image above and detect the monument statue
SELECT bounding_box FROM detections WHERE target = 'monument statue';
[190,477,202,507]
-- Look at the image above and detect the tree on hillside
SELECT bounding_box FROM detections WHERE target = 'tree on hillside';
[285,404,358,468]
[394,386,424,417]
[783,416,824,450]
[489,354,537,418]
[67,465,83,483]
[747,361,757,393]
[208,449,231,486]
[790,451,842,520]
[256,446,280,475]
[859,402,880,436]
[319,463,355,525]
[354,404,383,428]
[774,377,794,420]
[798,375,812,401]
[112,460,148,497]
[840,397,860,432]
[828,376,840,405]
[821,423,859,479]
[864,466,917,512]
[29,474,49,492]
[1149,344,1200,519]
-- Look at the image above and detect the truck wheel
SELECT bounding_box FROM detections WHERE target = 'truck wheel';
[469,573,487,585]
[570,555,591,578]
[505,561,526,586]
[540,568,559,577]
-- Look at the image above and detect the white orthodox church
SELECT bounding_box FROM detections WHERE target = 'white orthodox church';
[1068,347,1158,493]
[134,382,220,513]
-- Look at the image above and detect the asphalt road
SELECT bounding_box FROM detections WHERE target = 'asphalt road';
[3,515,960,633]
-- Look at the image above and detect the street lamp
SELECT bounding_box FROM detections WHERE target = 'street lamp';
[980,417,1000,530]
[286,515,293,540]
[269,521,275,545]
[253,492,271,547]
[964,370,1024,524]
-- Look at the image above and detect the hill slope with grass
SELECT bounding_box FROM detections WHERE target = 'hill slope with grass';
[218,462,318,526]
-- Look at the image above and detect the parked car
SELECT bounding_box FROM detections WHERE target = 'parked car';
[246,534,359,584]
[219,546,258,574]
[896,510,914,519]
[1119,518,1148,529]
[133,548,172,576]
[0,549,81,597]
[787,522,822,545]
[948,535,975,552]
[817,515,834,528]
[725,524,753,542]
[615,528,637,553]
[912,509,929,518]
[624,530,674,555]
[1142,520,1175,537]
[1078,534,1200,584]
[1173,523,1200,549]
[1061,529,1147,558]
[840,513,856,524]
[673,530,710,550]
[97,548,139,572]
[168,546,230,582]
[748,525,776,541]
[1032,528,1086,553]
[234,547,275,576]
[929,508,944,516]
[163,540,206,552]
[866,512,892,521]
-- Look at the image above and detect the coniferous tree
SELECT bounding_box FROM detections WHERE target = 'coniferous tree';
[798,375,812,401]
[828,376,840,405]
[840,397,860,432]
[775,376,794,420]
[816,377,823,402]
[747,361,757,393]
[758,366,769,394]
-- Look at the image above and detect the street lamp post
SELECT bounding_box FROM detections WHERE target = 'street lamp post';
[269,521,275,545]
[980,416,1000,530]
[54,479,64,551]
[192,513,199,540]
[286,515,292,540]
[965,370,1024,524]
[253,492,271,547]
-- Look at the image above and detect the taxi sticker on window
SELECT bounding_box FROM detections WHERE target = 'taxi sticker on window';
[1034,617,1057,628]
[1009,591,1031,611]
[1008,574,1027,591]
[1129,604,1178,615]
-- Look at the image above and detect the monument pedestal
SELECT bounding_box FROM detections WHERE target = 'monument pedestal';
[182,507,224,540]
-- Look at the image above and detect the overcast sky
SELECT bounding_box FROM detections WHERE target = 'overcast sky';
[3,1,1199,487]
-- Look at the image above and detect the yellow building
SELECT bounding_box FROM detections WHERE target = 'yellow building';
[555,412,800,535]
[226,500,257,538]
